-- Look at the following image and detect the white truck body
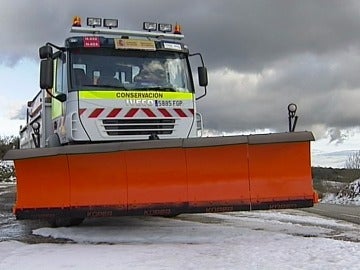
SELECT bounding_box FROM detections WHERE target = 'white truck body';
[20,21,206,149]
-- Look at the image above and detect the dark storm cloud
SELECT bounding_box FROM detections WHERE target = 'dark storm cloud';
[2,0,360,138]
[198,50,360,136]
[2,0,360,69]
[187,0,360,71]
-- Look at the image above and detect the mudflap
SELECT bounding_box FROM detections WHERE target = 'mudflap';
[6,131,315,225]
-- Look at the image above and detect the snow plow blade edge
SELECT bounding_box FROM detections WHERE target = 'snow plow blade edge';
[4,131,316,220]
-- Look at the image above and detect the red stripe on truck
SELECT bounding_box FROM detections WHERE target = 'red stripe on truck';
[107,108,122,118]
[158,108,172,117]
[79,109,86,116]
[174,109,187,117]
[125,108,139,117]
[142,108,156,117]
[89,108,104,118]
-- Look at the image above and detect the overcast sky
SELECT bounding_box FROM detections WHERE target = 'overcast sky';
[1,0,360,166]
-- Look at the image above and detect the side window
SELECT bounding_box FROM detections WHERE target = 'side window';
[52,57,65,119]
[62,61,67,92]
[54,58,64,93]
[166,59,187,90]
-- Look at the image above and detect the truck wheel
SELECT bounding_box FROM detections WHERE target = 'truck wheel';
[46,134,61,147]
[69,218,85,226]
[49,217,85,227]
[163,214,180,218]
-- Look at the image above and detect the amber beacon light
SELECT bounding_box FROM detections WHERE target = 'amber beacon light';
[72,16,81,27]
[174,23,182,34]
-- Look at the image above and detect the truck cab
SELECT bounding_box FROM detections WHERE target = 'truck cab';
[20,17,207,148]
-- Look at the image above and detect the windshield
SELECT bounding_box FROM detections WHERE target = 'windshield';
[70,48,194,93]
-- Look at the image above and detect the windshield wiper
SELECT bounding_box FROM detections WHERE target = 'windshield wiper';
[132,86,177,92]
[88,84,129,90]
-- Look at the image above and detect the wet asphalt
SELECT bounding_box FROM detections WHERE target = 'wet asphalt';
[1,183,359,243]
[0,184,69,243]
[302,203,360,225]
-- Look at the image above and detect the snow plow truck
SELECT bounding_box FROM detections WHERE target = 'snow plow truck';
[4,17,317,227]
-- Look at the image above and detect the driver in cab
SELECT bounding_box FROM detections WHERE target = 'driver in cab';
[134,60,167,87]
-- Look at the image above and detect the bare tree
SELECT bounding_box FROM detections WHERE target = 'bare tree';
[0,136,18,182]
[0,135,19,159]
[345,150,360,169]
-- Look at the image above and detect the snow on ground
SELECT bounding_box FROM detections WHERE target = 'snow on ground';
[322,179,360,206]
[0,210,359,270]
[321,180,347,189]
[0,182,14,195]
[0,182,13,187]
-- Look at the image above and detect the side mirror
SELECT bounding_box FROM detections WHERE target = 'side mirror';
[40,59,53,89]
[198,66,208,87]
[39,45,53,59]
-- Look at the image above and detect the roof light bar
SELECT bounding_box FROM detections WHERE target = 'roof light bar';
[70,26,184,40]
[104,19,118,29]
[158,23,172,33]
[87,17,102,27]
[70,17,184,40]
[143,22,157,31]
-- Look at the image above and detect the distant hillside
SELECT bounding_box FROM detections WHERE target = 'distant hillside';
[312,167,360,198]
[312,167,360,183]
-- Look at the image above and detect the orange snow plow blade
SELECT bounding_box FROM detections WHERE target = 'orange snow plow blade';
[4,131,316,220]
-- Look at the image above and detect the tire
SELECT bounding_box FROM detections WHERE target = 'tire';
[69,218,85,226]
[49,217,85,227]
[162,214,180,218]
[46,133,61,147]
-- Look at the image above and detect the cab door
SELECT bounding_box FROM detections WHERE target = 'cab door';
[51,55,68,144]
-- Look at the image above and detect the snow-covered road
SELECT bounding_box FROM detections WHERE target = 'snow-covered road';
[0,209,359,270]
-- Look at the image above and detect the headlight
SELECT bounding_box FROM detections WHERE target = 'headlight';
[158,23,172,33]
[143,22,157,31]
[87,17,102,27]
[104,19,118,29]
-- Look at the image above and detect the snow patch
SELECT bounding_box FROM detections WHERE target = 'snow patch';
[322,179,360,205]
[0,210,357,270]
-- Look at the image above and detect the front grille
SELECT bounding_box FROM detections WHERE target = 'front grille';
[102,119,175,136]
